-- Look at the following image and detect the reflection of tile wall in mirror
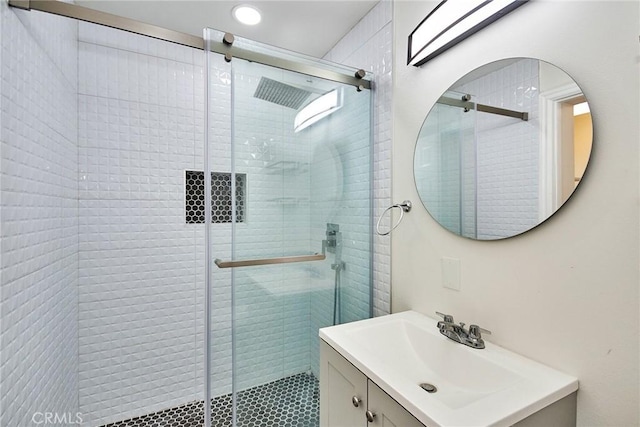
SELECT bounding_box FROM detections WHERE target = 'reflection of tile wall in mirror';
[452,58,539,240]
[414,57,593,240]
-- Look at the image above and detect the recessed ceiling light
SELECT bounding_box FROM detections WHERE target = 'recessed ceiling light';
[233,5,262,26]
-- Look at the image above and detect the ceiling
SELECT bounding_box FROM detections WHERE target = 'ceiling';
[75,1,379,58]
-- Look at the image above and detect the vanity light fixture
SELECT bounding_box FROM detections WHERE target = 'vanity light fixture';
[294,89,343,133]
[408,0,529,66]
[232,4,262,26]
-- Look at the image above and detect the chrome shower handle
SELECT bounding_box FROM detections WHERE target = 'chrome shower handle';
[214,253,325,268]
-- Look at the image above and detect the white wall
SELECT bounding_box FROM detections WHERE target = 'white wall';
[0,4,79,426]
[392,1,639,426]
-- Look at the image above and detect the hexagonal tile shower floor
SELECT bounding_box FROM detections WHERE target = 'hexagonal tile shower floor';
[101,372,319,427]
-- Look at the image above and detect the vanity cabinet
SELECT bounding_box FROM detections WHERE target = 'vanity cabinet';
[368,380,424,427]
[320,311,578,427]
[320,340,423,427]
[320,339,368,426]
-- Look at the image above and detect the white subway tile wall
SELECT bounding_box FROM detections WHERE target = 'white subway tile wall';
[0,4,79,427]
[454,58,539,239]
[230,61,314,392]
[414,100,476,236]
[307,80,373,379]
[226,56,373,393]
[324,0,392,317]
[77,23,206,425]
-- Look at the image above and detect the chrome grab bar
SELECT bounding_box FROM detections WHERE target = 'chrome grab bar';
[214,253,326,268]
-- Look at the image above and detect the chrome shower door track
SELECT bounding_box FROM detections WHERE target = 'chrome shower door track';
[8,0,371,90]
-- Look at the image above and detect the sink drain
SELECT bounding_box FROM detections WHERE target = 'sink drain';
[419,383,437,393]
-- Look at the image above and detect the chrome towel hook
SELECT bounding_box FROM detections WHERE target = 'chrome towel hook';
[376,200,412,236]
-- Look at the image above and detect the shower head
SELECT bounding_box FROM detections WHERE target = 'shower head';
[253,77,312,109]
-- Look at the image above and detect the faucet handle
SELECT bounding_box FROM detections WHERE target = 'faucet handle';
[435,311,454,323]
[469,324,491,338]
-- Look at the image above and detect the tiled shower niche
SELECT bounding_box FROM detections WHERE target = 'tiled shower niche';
[185,171,246,223]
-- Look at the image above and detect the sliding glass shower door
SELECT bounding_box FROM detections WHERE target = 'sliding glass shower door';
[205,29,372,426]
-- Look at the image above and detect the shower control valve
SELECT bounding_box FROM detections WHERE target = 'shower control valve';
[325,223,340,253]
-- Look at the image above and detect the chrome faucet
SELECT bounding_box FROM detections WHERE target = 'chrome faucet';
[435,312,491,349]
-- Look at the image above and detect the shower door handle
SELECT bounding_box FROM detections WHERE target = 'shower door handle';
[214,253,326,268]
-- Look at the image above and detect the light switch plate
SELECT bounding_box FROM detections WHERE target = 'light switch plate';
[442,257,461,291]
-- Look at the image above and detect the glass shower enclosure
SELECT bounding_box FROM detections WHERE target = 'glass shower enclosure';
[0,5,372,424]
[203,29,373,426]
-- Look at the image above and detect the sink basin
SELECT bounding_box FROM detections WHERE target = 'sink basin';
[319,311,578,427]
[344,317,525,410]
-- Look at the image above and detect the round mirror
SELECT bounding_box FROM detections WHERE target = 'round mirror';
[414,58,593,240]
